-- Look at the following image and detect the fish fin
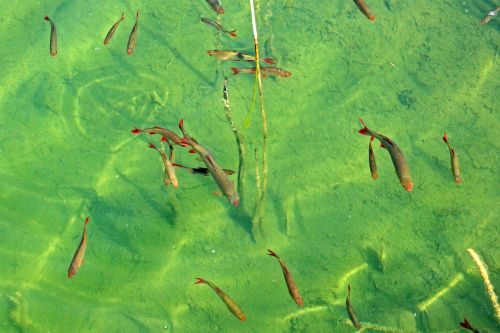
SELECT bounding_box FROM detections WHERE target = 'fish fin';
[267,249,279,258]
[370,136,375,142]
[263,57,276,65]
[379,142,386,149]
[229,31,237,37]
[188,149,196,154]
[148,131,155,135]
[84,216,89,225]
[131,128,142,134]
[358,117,370,135]
[160,136,168,142]
[44,15,50,21]
[231,67,240,75]
[194,277,206,284]
[136,11,140,19]
[178,118,184,130]
[262,73,268,78]
[442,132,449,144]
[212,191,222,197]
[459,319,472,330]
[121,12,125,20]
[217,8,225,15]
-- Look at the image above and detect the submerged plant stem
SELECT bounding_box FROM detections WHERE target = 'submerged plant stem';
[249,0,268,238]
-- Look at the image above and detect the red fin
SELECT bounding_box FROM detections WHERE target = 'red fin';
[131,128,142,134]
[44,16,50,21]
[379,142,386,149]
[160,136,167,142]
[267,249,279,258]
[459,319,472,330]
[188,149,196,154]
[178,118,184,130]
[148,131,155,135]
[370,136,375,142]
[229,31,237,37]
[148,143,156,149]
[442,132,448,143]
[85,216,89,225]
[231,67,240,75]
[263,57,275,65]
[194,277,205,284]
[358,117,369,135]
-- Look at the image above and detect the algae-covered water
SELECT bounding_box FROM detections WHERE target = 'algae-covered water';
[0,0,499,332]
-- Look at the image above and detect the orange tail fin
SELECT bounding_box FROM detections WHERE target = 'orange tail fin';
[229,31,237,37]
[263,57,275,65]
[231,67,240,75]
[84,216,90,225]
[195,277,206,284]
[267,249,279,258]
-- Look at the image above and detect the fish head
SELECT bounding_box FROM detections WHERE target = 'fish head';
[228,192,240,206]
[402,180,413,192]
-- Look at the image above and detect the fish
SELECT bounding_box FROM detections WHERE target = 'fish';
[346,284,361,329]
[67,217,89,278]
[127,11,139,55]
[148,142,179,188]
[205,0,224,15]
[267,249,303,306]
[369,136,378,179]
[201,18,236,37]
[104,12,125,45]
[44,16,57,57]
[178,119,239,206]
[358,118,413,192]
[459,318,480,333]
[131,126,188,147]
[207,50,275,64]
[195,278,246,321]
[173,162,235,177]
[480,7,499,25]
[353,0,376,21]
[231,66,292,78]
[442,132,462,184]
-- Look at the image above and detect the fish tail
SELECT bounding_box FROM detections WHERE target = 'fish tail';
[121,12,125,20]
[358,117,370,136]
[178,118,184,131]
[231,67,240,75]
[263,57,276,65]
[459,319,472,330]
[370,136,375,142]
[131,127,142,134]
[229,31,237,37]
[136,11,140,20]
[442,132,449,144]
[84,216,89,225]
[194,277,206,284]
[267,249,280,258]
[44,15,50,22]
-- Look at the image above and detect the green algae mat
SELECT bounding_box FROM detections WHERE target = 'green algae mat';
[0,1,499,332]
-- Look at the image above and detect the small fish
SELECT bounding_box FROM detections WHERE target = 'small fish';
[178,119,239,206]
[201,18,236,37]
[268,249,303,306]
[442,132,462,184]
[369,136,378,179]
[480,7,499,25]
[459,319,480,333]
[131,126,188,147]
[353,0,376,22]
[148,142,179,188]
[173,162,235,176]
[104,12,125,45]
[44,16,57,57]
[205,0,224,15]
[195,278,246,321]
[346,284,361,329]
[68,217,89,278]
[358,118,413,192]
[231,66,292,78]
[207,50,275,64]
[127,11,139,55]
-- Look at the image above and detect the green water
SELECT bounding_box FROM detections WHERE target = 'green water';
[0,0,499,332]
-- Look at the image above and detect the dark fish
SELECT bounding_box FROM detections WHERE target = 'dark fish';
[369,136,378,179]
[127,11,139,55]
[459,318,480,333]
[178,119,239,206]
[68,217,89,278]
[268,249,303,306]
[201,17,236,37]
[173,162,235,176]
[353,0,376,21]
[104,12,125,45]
[131,126,188,147]
[442,132,462,184]
[206,0,224,15]
[195,278,246,321]
[231,66,292,78]
[44,16,57,57]
[358,118,413,192]
[480,7,499,25]
[207,50,275,64]
[346,284,361,329]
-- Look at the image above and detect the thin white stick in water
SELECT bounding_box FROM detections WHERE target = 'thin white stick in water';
[467,248,500,321]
